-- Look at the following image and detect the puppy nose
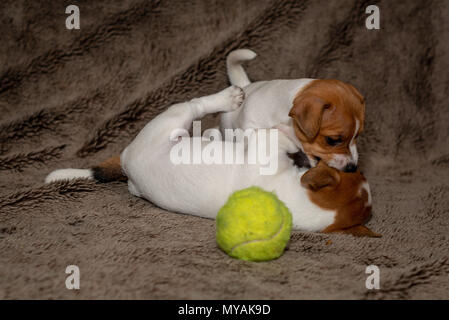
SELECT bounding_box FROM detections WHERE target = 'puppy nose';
[344,163,357,173]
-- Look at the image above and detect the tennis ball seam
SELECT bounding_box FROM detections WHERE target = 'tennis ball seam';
[229,201,286,255]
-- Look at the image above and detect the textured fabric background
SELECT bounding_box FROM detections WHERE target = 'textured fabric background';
[0,0,448,299]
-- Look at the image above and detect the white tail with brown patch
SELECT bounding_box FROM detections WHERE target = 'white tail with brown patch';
[45,156,125,183]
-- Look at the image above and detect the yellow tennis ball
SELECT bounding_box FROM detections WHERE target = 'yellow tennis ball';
[216,186,292,261]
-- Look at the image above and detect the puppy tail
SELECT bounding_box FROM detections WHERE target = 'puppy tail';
[45,156,127,184]
[226,49,257,87]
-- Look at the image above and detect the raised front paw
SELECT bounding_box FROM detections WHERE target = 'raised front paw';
[222,85,245,112]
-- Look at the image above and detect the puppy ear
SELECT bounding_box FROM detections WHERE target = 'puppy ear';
[289,95,329,140]
[345,82,365,132]
[331,225,382,238]
[301,163,340,191]
[345,83,365,105]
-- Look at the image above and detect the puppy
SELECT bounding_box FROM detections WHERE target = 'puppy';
[221,49,365,172]
[46,86,379,237]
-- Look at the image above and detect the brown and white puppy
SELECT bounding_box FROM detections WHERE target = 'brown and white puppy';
[46,86,379,237]
[301,161,379,237]
[221,49,365,172]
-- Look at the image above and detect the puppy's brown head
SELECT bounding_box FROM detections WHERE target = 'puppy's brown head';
[300,162,380,237]
[289,79,365,172]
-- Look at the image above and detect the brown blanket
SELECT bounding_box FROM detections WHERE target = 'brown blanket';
[0,0,448,299]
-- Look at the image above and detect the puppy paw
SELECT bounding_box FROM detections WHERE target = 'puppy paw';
[222,85,244,112]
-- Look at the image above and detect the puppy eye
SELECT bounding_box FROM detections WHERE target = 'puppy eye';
[325,136,343,146]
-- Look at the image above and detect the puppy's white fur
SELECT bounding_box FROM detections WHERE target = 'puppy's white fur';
[226,49,257,87]
[45,168,93,183]
[120,86,335,231]
[222,49,359,171]
[220,78,314,140]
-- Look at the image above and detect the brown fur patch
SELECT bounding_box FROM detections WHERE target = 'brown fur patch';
[92,156,127,183]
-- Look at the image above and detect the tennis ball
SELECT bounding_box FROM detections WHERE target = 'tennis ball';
[216,186,292,261]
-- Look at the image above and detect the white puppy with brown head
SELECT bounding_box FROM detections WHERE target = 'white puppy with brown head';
[221,49,365,172]
[46,86,379,237]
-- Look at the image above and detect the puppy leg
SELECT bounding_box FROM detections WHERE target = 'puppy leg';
[143,86,244,144]
[189,85,244,119]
